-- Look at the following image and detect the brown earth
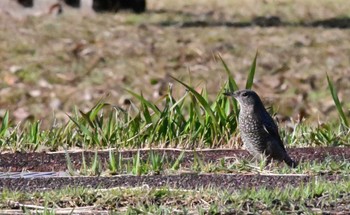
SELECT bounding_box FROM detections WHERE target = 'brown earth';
[0,147,349,172]
[0,147,349,204]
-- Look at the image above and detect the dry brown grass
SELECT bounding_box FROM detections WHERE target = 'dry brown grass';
[0,0,349,127]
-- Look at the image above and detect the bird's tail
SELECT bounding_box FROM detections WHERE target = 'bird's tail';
[284,155,298,168]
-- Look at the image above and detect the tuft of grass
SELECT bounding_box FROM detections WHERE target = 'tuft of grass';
[108,149,123,175]
[0,56,349,151]
[81,152,88,175]
[64,149,76,176]
[171,151,185,171]
[123,55,251,148]
[132,150,145,176]
[149,151,165,175]
[192,151,205,172]
[91,151,102,176]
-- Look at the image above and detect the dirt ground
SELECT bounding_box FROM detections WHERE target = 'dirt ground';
[0,147,348,192]
[1,147,350,172]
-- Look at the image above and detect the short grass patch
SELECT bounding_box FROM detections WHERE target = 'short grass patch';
[1,178,350,214]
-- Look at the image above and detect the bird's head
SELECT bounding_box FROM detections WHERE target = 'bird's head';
[224,90,263,109]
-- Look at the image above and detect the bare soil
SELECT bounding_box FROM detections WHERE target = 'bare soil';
[0,147,349,192]
[0,147,349,172]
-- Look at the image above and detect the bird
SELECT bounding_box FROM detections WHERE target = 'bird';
[224,89,297,168]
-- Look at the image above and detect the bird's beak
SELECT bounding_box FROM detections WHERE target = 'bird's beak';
[224,91,237,98]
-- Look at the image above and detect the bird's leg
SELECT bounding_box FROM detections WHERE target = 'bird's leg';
[264,156,272,167]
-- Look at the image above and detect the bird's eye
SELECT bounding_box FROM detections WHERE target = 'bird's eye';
[242,92,248,97]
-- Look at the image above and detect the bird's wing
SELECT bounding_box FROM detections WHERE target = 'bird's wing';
[260,112,287,152]
[262,123,286,151]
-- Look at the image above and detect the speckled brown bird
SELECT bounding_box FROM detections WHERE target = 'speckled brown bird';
[224,89,297,167]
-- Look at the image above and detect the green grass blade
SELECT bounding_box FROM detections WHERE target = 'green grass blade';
[0,111,9,137]
[87,102,109,122]
[193,151,204,172]
[67,114,99,145]
[109,149,117,174]
[169,91,188,112]
[190,94,204,125]
[140,93,153,124]
[105,110,115,141]
[171,151,185,170]
[245,51,258,89]
[218,54,239,91]
[79,110,95,128]
[217,54,239,115]
[81,152,87,175]
[30,121,40,144]
[326,73,349,128]
[125,89,161,115]
[64,150,75,176]
[132,150,142,176]
[91,151,101,176]
[171,76,218,134]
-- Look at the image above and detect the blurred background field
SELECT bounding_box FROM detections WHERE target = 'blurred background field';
[0,0,350,127]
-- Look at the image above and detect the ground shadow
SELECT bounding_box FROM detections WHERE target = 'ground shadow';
[150,10,350,29]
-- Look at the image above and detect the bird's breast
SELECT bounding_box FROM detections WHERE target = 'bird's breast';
[238,114,262,133]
